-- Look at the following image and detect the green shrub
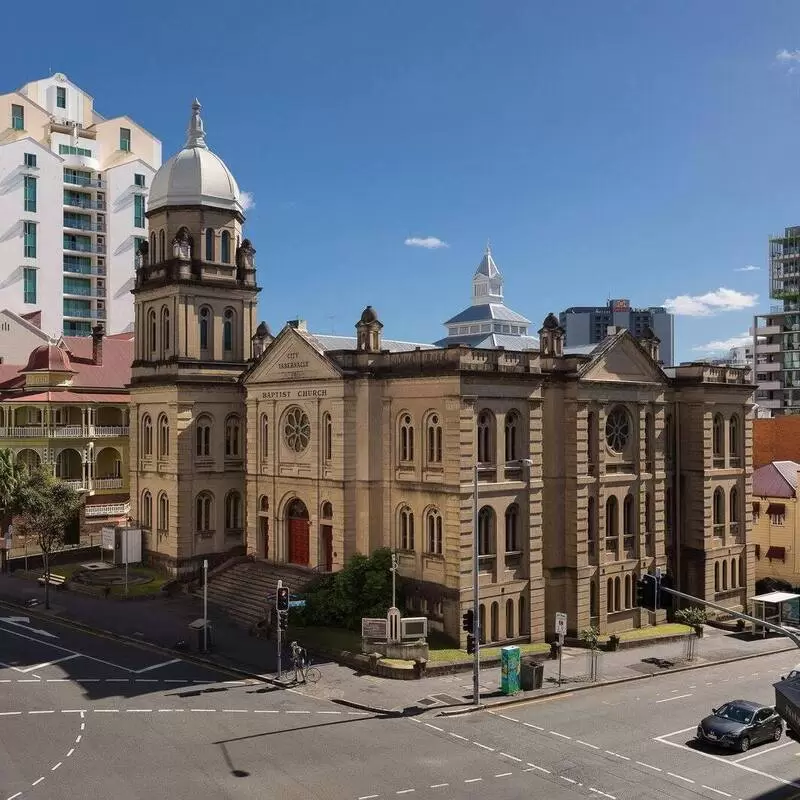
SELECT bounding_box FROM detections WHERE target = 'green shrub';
[675,606,707,627]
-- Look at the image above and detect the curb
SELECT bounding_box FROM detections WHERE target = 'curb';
[437,643,799,716]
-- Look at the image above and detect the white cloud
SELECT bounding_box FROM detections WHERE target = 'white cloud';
[240,191,255,211]
[777,49,800,62]
[404,236,449,250]
[735,264,760,272]
[692,332,751,353]
[663,287,759,316]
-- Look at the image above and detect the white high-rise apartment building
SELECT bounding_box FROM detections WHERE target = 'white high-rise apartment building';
[0,73,161,337]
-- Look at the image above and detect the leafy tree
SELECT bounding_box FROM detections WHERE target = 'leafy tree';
[15,467,82,609]
[302,548,394,630]
[0,448,28,536]
[675,606,707,628]
[579,625,600,651]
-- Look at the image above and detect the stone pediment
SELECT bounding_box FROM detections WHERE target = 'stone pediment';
[244,327,342,386]
[579,333,666,384]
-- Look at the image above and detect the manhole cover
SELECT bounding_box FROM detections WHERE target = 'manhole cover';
[416,697,438,707]
[431,694,462,705]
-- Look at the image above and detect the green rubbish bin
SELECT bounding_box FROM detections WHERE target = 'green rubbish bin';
[520,656,544,691]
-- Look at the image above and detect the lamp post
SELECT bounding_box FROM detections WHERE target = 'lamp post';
[472,457,533,707]
[203,558,209,653]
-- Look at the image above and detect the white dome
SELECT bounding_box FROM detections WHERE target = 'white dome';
[148,100,242,215]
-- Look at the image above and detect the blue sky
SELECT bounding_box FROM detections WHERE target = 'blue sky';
[4,1,800,361]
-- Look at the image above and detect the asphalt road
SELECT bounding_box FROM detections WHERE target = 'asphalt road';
[0,615,578,800]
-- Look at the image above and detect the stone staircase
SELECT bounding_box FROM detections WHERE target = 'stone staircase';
[196,560,319,629]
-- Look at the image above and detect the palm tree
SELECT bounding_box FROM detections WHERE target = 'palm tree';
[0,448,27,542]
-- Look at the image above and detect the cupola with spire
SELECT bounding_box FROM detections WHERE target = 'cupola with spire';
[356,306,383,352]
[538,312,565,357]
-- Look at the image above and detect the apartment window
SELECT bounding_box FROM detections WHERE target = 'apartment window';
[11,104,24,131]
[58,144,92,158]
[56,87,66,109]
[23,222,36,258]
[134,173,145,188]
[23,153,36,168]
[120,127,131,152]
[23,176,36,212]
[134,195,145,229]
[23,268,36,304]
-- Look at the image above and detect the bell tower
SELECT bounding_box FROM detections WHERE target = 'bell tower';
[128,100,259,574]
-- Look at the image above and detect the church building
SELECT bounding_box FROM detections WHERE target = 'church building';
[129,102,755,646]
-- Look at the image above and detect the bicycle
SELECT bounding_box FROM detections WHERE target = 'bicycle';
[288,641,321,684]
[300,657,322,684]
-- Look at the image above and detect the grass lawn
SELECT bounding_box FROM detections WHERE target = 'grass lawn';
[599,623,691,642]
[107,567,169,597]
[46,563,86,580]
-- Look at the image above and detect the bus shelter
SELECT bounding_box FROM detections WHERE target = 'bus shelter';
[751,591,800,637]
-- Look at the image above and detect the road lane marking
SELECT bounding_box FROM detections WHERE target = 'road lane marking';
[28,710,54,715]
[702,787,732,798]
[499,753,522,762]
[424,723,443,732]
[134,658,181,673]
[495,773,513,778]
[473,742,495,751]
[449,732,468,741]
[94,709,119,713]
[7,792,22,799]
[396,790,415,795]
[126,709,152,713]
[51,762,62,771]
[31,778,44,786]
[503,692,574,709]
[0,712,21,716]
[523,722,543,730]
[655,725,696,738]
[635,761,661,772]
[667,772,694,784]
[577,740,600,749]
[550,731,571,739]
[656,693,693,703]
[561,776,577,784]
[525,763,550,774]
[358,795,379,799]
[464,778,482,783]
[497,714,518,722]
[430,784,449,788]
[66,749,74,757]
[734,740,793,762]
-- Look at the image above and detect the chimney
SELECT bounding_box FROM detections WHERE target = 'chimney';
[91,324,104,365]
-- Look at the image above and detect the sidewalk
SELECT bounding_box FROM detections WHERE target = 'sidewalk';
[0,572,796,715]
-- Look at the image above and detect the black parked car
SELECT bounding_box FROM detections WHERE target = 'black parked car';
[696,700,783,752]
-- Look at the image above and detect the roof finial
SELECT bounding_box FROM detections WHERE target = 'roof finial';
[185,98,208,149]
[485,238,491,255]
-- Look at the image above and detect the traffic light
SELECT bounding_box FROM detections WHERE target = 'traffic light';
[278,610,288,631]
[659,573,674,609]
[466,633,476,655]
[277,586,289,611]
[462,608,474,633]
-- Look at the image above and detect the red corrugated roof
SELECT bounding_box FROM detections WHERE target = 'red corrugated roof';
[753,461,799,499]
[0,390,129,404]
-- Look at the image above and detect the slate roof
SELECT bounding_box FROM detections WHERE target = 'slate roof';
[433,332,540,351]
[753,461,800,499]
[443,303,531,326]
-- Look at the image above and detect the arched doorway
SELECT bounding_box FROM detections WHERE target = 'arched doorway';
[286,498,310,566]
[259,496,270,560]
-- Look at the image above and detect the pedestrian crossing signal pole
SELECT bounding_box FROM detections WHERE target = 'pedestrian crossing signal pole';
[275,580,285,679]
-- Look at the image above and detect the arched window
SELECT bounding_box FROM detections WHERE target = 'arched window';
[323,412,333,463]
[399,414,414,462]
[221,230,231,263]
[477,411,494,463]
[587,496,597,553]
[739,555,744,586]
[587,411,597,470]
[161,306,170,353]
[426,508,443,555]
[196,415,211,458]
[731,557,738,588]
[713,487,725,533]
[605,496,618,552]
[607,578,614,612]
[205,228,215,261]
[158,229,165,262]
[713,413,724,465]
[519,595,527,634]
[715,561,720,592]
[506,598,514,639]
[504,410,519,462]
[590,580,597,617]
[722,559,728,591]
[149,232,156,261]
[199,306,211,353]
[614,576,621,611]
[260,414,269,460]
[223,308,233,353]
[195,492,213,532]
[225,415,241,458]
[426,413,442,464]
[490,601,499,642]
[225,491,242,530]
[157,491,169,533]
[729,486,739,533]
[157,413,169,458]
[141,414,153,458]
[623,494,635,550]
[147,309,156,354]
[624,574,631,609]
[479,604,486,644]
[399,506,414,550]
[478,506,495,555]
[141,490,152,529]
[729,415,740,465]
[321,501,333,519]
[505,504,520,552]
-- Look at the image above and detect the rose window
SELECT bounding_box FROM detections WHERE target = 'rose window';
[283,407,311,453]
[605,408,630,453]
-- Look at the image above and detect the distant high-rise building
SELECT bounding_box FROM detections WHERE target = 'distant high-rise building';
[558,299,675,365]
[0,72,161,337]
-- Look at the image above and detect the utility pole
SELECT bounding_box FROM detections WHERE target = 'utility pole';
[472,463,480,706]
[391,551,398,609]
[202,558,208,653]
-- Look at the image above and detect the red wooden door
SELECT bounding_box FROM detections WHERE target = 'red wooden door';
[322,526,333,572]
[288,518,309,565]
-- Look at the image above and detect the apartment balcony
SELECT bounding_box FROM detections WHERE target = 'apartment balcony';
[63,307,106,320]
[752,325,781,336]
[63,219,106,233]
[757,381,782,391]
[63,286,105,300]
[63,263,106,277]
[61,479,85,491]
[93,478,124,490]
[757,398,782,410]
[0,425,128,439]
[21,160,38,172]
[63,197,106,211]
[758,343,782,354]
[63,241,106,255]
[63,175,104,189]
[85,502,130,519]
[756,361,781,373]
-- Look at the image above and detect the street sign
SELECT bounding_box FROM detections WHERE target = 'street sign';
[554,612,567,637]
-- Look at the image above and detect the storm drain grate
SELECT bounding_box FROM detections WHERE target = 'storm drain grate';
[416,697,439,707]
[431,694,463,705]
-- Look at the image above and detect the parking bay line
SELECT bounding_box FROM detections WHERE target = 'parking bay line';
[653,735,800,789]
[734,740,794,763]
[655,693,693,704]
